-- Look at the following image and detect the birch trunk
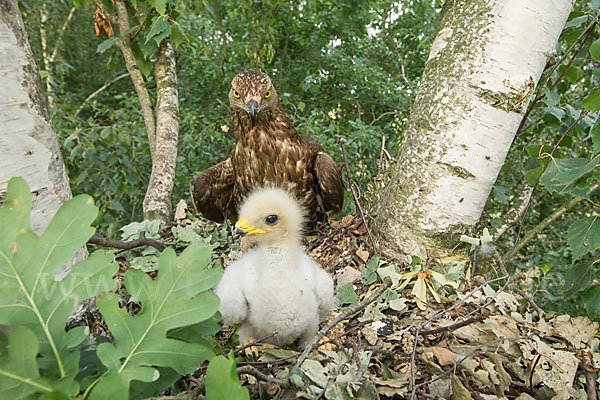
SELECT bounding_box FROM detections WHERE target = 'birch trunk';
[142,38,179,224]
[0,0,86,276]
[112,0,157,161]
[371,0,573,257]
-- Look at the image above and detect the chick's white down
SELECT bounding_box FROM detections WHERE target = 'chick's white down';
[215,187,334,348]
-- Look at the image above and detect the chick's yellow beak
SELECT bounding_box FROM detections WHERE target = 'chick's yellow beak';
[233,217,267,238]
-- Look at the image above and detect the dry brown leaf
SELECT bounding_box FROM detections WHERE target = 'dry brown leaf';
[351,222,367,235]
[335,266,361,287]
[361,326,378,345]
[356,248,370,263]
[371,376,409,397]
[93,8,113,37]
[430,346,457,366]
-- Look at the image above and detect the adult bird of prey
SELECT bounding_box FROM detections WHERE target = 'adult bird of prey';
[193,70,344,224]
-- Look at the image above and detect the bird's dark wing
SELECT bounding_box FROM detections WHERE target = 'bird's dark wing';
[298,136,343,214]
[193,158,235,223]
[313,151,344,213]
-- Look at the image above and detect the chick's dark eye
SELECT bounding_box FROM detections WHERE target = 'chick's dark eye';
[265,215,278,225]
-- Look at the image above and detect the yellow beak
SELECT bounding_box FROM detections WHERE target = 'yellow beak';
[233,217,268,237]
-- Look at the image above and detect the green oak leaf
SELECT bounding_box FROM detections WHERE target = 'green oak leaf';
[0,177,117,395]
[90,242,221,399]
[591,119,600,155]
[150,0,167,15]
[562,263,593,297]
[205,352,250,400]
[0,326,52,399]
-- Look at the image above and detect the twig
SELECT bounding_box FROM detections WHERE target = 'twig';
[236,354,298,366]
[409,275,508,399]
[504,110,589,263]
[188,180,199,215]
[493,182,534,241]
[419,312,488,336]
[353,333,364,382]
[87,232,166,252]
[413,335,534,394]
[339,138,378,254]
[370,111,397,126]
[378,136,386,174]
[510,182,599,257]
[529,353,541,392]
[236,365,286,387]
[292,278,393,372]
[74,73,129,117]
[583,352,597,400]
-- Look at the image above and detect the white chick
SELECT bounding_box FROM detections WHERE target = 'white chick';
[215,187,334,348]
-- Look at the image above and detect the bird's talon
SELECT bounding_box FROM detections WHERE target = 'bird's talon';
[317,336,334,351]
[239,337,274,359]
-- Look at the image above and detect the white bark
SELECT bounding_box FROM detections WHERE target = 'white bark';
[142,38,179,225]
[0,0,85,276]
[372,0,573,255]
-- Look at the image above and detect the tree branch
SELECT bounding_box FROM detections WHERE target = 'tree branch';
[142,38,179,224]
[87,233,166,252]
[50,6,76,64]
[112,0,157,161]
[340,138,378,254]
[292,278,393,372]
[504,111,589,262]
[510,182,599,257]
[74,73,129,117]
[493,181,534,241]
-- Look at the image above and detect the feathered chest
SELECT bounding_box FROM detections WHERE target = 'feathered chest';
[231,126,315,200]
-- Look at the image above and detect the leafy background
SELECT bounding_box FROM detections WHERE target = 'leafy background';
[7,0,600,397]
[17,0,600,320]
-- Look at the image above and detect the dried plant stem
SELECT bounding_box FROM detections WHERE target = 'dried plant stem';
[292,278,393,372]
[236,365,286,387]
[510,182,599,257]
[87,232,166,252]
[413,335,534,395]
[504,111,588,263]
[409,275,508,399]
[419,312,488,336]
[339,138,378,254]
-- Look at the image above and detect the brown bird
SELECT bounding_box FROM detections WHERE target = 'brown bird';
[193,70,343,224]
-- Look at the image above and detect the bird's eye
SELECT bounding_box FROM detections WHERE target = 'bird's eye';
[265,90,271,99]
[265,215,278,225]
[232,89,240,98]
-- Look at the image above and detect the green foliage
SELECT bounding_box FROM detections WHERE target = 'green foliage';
[336,283,358,305]
[540,155,599,194]
[567,216,600,262]
[486,2,600,320]
[89,243,220,399]
[20,0,438,232]
[204,352,250,400]
[1,326,49,399]
[0,177,117,398]
[0,178,226,399]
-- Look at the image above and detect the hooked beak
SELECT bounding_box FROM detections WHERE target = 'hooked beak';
[246,99,259,126]
[232,216,267,239]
